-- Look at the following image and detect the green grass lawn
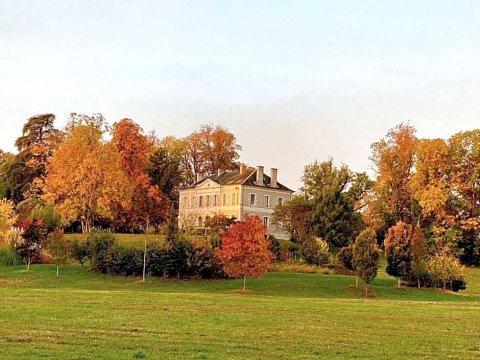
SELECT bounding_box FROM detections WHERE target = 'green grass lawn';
[0,264,479,360]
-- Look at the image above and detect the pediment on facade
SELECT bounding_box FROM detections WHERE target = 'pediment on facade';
[195,179,221,189]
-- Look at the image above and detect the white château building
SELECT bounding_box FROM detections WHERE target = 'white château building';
[178,165,294,240]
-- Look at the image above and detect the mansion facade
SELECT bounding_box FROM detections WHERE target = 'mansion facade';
[178,165,294,240]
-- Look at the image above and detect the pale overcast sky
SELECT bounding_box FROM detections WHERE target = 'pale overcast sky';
[1,1,480,190]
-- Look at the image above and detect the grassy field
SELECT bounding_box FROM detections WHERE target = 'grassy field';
[0,264,479,359]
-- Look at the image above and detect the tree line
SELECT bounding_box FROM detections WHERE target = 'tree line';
[274,123,480,290]
[0,113,241,233]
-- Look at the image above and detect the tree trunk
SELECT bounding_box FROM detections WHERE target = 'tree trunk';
[27,255,31,271]
[397,278,401,288]
[243,275,246,291]
[142,238,147,283]
[56,265,59,277]
[365,285,368,296]
[417,277,420,289]
[355,276,358,288]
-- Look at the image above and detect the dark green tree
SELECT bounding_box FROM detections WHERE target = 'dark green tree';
[148,147,183,200]
[301,159,369,247]
[352,228,380,295]
[10,114,62,203]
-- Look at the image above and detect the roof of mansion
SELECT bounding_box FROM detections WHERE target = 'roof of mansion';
[185,167,293,192]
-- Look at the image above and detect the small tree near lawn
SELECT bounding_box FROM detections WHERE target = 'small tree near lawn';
[46,230,70,277]
[215,215,274,290]
[17,218,49,270]
[353,228,380,295]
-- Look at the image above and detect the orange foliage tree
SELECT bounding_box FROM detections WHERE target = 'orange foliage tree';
[183,124,242,183]
[42,124,132,233]
[111,119,169,231]
[369,123,417,227]
[215,215,273,290]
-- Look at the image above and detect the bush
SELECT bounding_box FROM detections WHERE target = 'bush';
[269,236,281,261]
[426,254,466,291]
[70,239,90,267]
[87,230,116,272]
[89,234,223,279]
[301,236,329,266]
[0,243,23,266]
[187,238,223,278]
[336,245,354,271]
[269,261,333,275]
[103,246,144,276]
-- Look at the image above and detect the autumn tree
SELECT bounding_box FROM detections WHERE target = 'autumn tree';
[384,221,414,286]
[112,118,169,231]
[17,218,49,270]
[426,254,465,290]
[411,227,428,288]
[0,151,16,199]
[42,124,132,233]
[204,214,236,238]
[409,138,451,223]
[447,130,480,265]
[183,124,242,182]
[215,215,273,290]
[0,199,17,243]
[368,123,417,230]
[352,228,380,295]
[66,112,109,133]
[272,196,313,243]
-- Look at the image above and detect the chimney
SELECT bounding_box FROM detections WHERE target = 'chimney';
[270,168,278,188]
[196,173,204,182]
[255,166,264,186]
[218,168,223,176]
[239,164,247,174]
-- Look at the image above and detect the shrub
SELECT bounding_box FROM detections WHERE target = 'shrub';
[103,246,144,276]
[426,254,466,291]
[336,245,354,271]
[188,238,223,278]
[87,230,116,272]
[269,261,333,275]
[269,236,281,261]
[301,236,329,266]
[70,239,90,267]
[0,242,23,266]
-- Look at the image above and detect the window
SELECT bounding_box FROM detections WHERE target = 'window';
[183,197,188,208]
[278,197,284,206]
[250,193,256,206]
[214,195,218,206]
[223,194,227,206]
[199,196,203,207]
[232,193,236,205]
[198,217,203,227]
[264,195,270,207]
[206,195,210,207]
[263,216,269,229]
